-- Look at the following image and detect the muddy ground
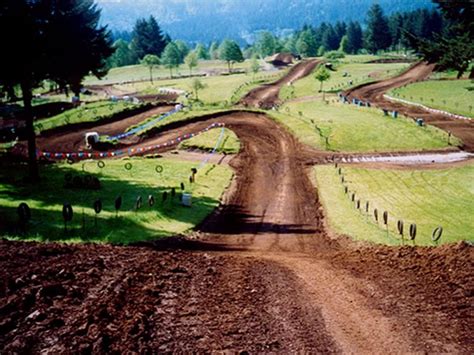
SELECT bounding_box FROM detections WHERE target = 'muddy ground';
[1,59,473,353]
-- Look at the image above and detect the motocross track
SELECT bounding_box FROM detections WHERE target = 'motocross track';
[2,63,473,353]
[241,59,320,109]
[345,61,474,152]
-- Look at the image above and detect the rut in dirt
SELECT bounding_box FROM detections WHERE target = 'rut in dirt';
[345,61,474,152]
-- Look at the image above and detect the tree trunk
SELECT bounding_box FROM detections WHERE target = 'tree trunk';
[149,67,153,84]
[169,67,172,78]
[469,66,474,79]
[228,61,231,73]
[20,81,39,181]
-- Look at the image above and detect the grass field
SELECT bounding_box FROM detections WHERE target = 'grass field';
[271,98,456,152]
[280,62,409,100]
[389,79,474,118]
[34,101,137,133]
[115,70,283,105]
[179,127,240,154]
[314,163,474,245]
[0,158,232,244]
[84,60,256,86]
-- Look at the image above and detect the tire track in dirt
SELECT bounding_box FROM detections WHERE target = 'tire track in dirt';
[241,59,320,109]
[345,61,474,152]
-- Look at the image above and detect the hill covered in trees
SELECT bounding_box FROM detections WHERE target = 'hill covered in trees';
[96,0,433,44]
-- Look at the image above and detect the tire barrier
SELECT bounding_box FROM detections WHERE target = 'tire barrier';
[135,196,142,210]
[124,162,133,171]
[356,200,360,209]
[148,195,155,207]
[432,226,443,242]
[397,220,404,236]
[62,203,73,222]
[409,223,417,240]
[93,199,102,214]
[365,201,369,213]
[17,203,31,224]
[351,193,355,202]
[155,165,163,173]
[344,186,348,194]
[374,208,378,222]
[383,211,388,225]
[341,176,345,183]
[338,168,342,175]
[115,196,122,216]
[97,160,105,169]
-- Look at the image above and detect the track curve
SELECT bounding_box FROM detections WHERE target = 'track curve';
[345,61,474,152]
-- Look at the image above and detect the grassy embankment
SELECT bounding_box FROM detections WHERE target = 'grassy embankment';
[0,158,232,244]
[314,163,474,246]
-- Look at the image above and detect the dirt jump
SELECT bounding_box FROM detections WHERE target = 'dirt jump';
[345,61,474,152]
[1,63,473,353]
[241,59,320,109]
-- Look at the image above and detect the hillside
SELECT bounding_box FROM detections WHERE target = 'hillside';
[96,0,433,43]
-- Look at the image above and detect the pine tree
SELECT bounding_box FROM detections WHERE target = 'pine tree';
[218,40,244,73]
[0,0,113,180]
[346,22,363,54]
[365,4,392,53]
[322,25,339,51]
[296,30,317,57]
[195,43,209,60]
[131,16,168,60]
[108,39,134,68]
[256,31,276,57]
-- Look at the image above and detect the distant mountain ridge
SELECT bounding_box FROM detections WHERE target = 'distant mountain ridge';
[96,0,434,44]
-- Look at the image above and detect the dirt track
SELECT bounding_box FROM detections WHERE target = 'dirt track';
[1,62,473,353]
[241,59,320,109]
[345,61,474,152]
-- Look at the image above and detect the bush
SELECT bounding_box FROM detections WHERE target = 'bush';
[324,51,346,60]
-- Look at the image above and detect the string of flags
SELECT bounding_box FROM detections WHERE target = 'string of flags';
[37,122,226,160]
[107,104,184,141]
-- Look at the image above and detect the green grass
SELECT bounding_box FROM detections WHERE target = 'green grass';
[179,127,240,154]
[280,62,409,100]
[84,60,255,85]
[34,101,139,133]
[314,163,474,245]
[115,70,283,105]
[270,98,456,152]
[389,79,474,118]
[0,158,232,244]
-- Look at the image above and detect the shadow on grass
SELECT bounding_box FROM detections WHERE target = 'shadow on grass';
[0,162,220,244]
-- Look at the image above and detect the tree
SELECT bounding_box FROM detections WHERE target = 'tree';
[175,40,189,63]
[365,4,392,53]
[210,42,220,60]
[415,2,473,78]
[130,16,168,60]
[296,30,317,57]
[184,51,198,75]
[109,39,134,68]
[0,0,113,180]
[190,78,206,101]
[161,42,181,77]
[218,40,244,73]
[195,43,209,60]
[314,66,331,101]
[250,55,260,80]
[141,54,160,83]
[339,35,350,53]
[346,21,363,54]
[322,25,339,51]
[256,31,276,57]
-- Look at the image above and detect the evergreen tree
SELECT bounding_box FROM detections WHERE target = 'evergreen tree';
[283,36,298,54]
[195,43,209,60]
[365,4,392,53]
[210,42,220,60]
[339,35,350,53]
[161,42,181,77]
[256,31,276,57]
[0,0,113,180]
[108,39,134,68]
[140,54,160,83]
[218,40,244,73]
[322,24,339,51]
[346,21,363,54]
[334,22,347,46]
[296,30,317,57]
[131,16,168,60]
